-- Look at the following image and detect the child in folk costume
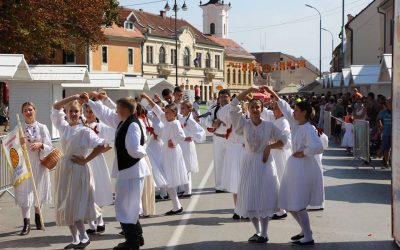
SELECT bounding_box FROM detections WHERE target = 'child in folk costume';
[52,95,107,249]
[83,92,149,250]
[264,86,324,246]
[15,102,53,235]
[341,116,354,155]
[219,99,245,220]
[136,103,156,217]
[141,93,188,215]
[230,87,289,243]
[82,104,115,234]
[269,102,292,220]
[178,100,206,198]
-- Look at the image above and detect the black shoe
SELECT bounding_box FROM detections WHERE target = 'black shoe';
[35,213,43,230]
[97,224,105,233]
[181,194,192,199]
[19,218,30,236]
[232,213,240,220]
[74,240,90,249]
[291,234,304,241]
[86,228,96,235]
[292,240,315,246]
[215,189,226,193]
[64,243,79,249]
[270,213,288,220]
[165,207,183,216]
[240,216,250,220]
[256,236,269,243]
[136,221,144,246]
[248,234,260,242]
[118,230,125,236]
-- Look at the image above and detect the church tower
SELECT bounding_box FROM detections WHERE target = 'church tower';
[200,0,231,38]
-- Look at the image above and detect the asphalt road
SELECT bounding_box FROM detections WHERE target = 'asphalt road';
[0,138,397,249]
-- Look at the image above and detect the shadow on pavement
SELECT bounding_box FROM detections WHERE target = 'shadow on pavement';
[142,216,246,228]
[325,182,391,205]
[141,240,398,250]
[324,168,391,181]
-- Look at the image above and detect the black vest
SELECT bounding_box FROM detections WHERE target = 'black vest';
[115,115,145,171]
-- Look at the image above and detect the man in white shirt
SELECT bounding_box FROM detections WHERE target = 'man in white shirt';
[81,92,149,250]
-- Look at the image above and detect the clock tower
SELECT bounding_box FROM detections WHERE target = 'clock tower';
[200,0,231,38]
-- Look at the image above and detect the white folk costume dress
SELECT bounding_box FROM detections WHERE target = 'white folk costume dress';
[145,111,167,188]
[51,109,103,226]
[138,117,156,217]
[178,114,206,173]
[15,122,53,208]
[341,122,354,147]
[230,98,288,218]
[88,100,150,225]
[277,99,325,212]
[271,116,292,182]
[152,104,188,188]
[87,122,114,207]
[201,104,229,190]
[219,105,245,194]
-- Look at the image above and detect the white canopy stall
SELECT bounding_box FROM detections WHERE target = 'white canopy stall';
[349,65,389,96]
[377,54,392,97]
[341,68,351,92]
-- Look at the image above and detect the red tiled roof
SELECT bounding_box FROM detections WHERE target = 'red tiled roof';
[102,23,144,39]
[119,8,222,48]
[206,35,255,59]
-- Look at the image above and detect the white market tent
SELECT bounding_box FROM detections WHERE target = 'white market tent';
[0,54,32,81]
[341,68,351,87]
[350,64,390,97]
[330,72,342,88]
[379,54,392,83]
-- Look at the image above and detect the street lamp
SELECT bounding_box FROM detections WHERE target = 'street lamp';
[305,4,322,79]
[164,1,188,87]
[321,28,334,54]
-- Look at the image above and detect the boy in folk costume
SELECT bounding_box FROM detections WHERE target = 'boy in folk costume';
[81,92,149,250]
[199,89,231,192]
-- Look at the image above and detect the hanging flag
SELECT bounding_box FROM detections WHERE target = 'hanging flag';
[2,126,31,187]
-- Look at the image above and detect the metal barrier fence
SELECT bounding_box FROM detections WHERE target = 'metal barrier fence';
[353,119,371,165]
[0,135,14,198]
[323,111,331,137]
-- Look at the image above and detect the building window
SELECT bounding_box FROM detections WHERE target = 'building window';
[146,46,153,64]
[124,21,134,30]
[128,48,134,65]
[195,52,202,68]
[63,50,75,64]
[102,46,108,64]
[227,69,231,84]
[210,23,215,35]
[205,53,211,68]
[159,47,166,64]
[224,24,226,36]
[238,70,241,84]
[215,55,220,69]
[233,69,236,84]
[249,71,252,84]
[244,71,247,84]
[183,47,190,67]
[171,49,177,65]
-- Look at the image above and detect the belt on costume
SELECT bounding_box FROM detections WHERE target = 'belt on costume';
[214,133,227,139]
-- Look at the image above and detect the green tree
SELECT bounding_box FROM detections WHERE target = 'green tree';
[0,0,120,64]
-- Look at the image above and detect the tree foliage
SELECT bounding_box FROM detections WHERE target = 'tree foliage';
[0,0,120,64]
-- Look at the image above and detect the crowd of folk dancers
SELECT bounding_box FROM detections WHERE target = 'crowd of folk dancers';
[12,85,328,249]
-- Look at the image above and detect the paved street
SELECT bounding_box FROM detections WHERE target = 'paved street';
[0,138,397,249]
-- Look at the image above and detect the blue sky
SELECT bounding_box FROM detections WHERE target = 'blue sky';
[119,0,373,72]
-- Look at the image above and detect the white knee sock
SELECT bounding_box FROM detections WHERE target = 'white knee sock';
[88,220,96,230]
[183,172,192,195]
[260,217,269,238]
[75,220,89,243]
[21,207,30,219]
[167,187,182,211]
[68,225,80,244]
[297,210,313,242]
[251,218,261,236]
[290,211,304,235]
[97,214,104,226]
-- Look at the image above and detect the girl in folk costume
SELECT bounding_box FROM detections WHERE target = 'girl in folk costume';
[230,87,289,243]
[269,102,292,220]
[82,104,115,234]
[136,103,156,217]
[84,92,149,250]
[220,99,246,220]
[264,86,324,246]
[140,93,188,215]
[341,116,354,155]
[15,102,53,235]
[52,95,107,249]
[178,100,206,198]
